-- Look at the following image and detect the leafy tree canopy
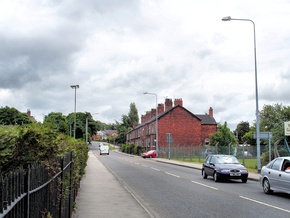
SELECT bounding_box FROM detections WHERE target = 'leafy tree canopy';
[115,102,139,144]
[259,103,290,145]
[234,121,250,144]
[0,106,32,125]
[43,112,68,134]
[210,122,237,147]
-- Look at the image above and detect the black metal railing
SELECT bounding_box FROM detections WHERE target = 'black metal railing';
[0,152,77,218]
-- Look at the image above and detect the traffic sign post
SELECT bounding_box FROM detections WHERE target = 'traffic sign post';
[166,133,172,159]
[253,132,272,162]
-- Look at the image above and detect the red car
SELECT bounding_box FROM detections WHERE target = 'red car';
[142,150,156,158]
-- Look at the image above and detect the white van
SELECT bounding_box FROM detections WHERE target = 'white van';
[100,144,109,155]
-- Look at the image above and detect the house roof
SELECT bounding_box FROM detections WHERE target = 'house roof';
[195,114,217,125]
[129,105,217,133]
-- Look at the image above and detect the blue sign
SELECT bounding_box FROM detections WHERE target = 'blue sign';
[166,134,172,143]
[253,132,272,139]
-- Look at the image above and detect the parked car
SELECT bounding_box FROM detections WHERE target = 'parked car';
[202,154,248,183]
[142,150,156,158]
[260,156,290,194]
[241,151,253,157]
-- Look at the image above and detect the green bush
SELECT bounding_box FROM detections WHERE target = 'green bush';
[0,123,88,180]
[133,145,142,155]
[121,143,135,154]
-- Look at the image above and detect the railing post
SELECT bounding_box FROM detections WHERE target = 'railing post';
[0,175,3,214]
[59,155,64,218]
[68,152,74,217]
[24,165,31,218]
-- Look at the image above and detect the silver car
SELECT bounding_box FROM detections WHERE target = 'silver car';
[260,156,290,194]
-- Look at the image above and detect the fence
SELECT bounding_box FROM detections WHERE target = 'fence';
[0,152,76,218]
[157,144,268,160]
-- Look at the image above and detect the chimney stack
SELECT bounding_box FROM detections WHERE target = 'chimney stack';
[151,108,156,119]
[174,98,183,107]
[27,109,31,118]
[165,98,173,111]
[157,103,164,114]
[209,107,213,117]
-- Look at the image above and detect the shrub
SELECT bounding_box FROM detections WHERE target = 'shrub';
[0,123,88,180]
[133,145,142,155]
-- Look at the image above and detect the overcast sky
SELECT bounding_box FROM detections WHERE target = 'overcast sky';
[1,0,290,130]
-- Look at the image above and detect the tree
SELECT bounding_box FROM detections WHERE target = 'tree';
[115,123,128,144]
[128,102,139,127]
[234,121,250,144]
[43,112,68,134]
[241,125,256,145]
[259,103,290,144]
[210,122,237,154]
[115,102,140,144]
[0,106,32,125]
[259,103,290,156]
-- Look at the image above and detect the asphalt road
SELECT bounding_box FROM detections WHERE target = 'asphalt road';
[91,142,290,218]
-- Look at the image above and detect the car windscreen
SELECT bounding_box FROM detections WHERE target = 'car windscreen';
[216,156,240,164]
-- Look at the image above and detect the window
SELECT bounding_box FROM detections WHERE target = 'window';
[271,159,282,171]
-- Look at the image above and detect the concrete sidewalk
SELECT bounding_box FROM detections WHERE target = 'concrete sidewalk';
[72,151,152,218]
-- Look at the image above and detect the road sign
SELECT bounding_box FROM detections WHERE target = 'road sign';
[166,133,172,143]
[253,132,272,139]
[284,122,290,136]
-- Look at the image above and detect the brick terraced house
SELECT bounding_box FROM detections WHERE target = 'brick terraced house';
[126,98,217,151]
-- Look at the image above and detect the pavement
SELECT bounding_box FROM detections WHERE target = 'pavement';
[72,150,261,218]
[72,151,153,218]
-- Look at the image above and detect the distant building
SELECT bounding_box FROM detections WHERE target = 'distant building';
[27,109,36,122]
[92,130,118,141]
[126,98,217,150]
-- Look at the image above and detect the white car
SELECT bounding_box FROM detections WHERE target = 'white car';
[260,156,290,194]
[100,144,109,155]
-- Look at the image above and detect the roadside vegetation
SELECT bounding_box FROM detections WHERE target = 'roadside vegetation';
[1,102,290,175]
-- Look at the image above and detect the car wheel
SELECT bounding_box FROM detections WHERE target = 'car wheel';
[213,172,219,182]
[241,178,247,183]
[202,169,208,179]
[263,178,273,194]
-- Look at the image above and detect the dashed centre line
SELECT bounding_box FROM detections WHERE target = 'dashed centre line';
[150,167,161,171]
[165,172,180,178]
[240,196,290,213]
[191,181,218,190]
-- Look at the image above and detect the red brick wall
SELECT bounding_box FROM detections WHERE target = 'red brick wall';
[128,105,217,149]
[158,107,202,146]
[201,125,217,143]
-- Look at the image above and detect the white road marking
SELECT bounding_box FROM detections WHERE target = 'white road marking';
[150,167,160,171]
[191,181,219,190]
[240,196,290,213]
[165,172,180,178]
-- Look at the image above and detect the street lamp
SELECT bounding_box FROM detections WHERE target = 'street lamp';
[70,85,79,138]
[222,16,261,172]
[86,113,99,144]
[143,92,159,157]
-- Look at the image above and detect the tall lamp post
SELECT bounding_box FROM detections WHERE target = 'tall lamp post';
[70,85,79,138]
[143,92,159,157]
[222,16,261,172]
